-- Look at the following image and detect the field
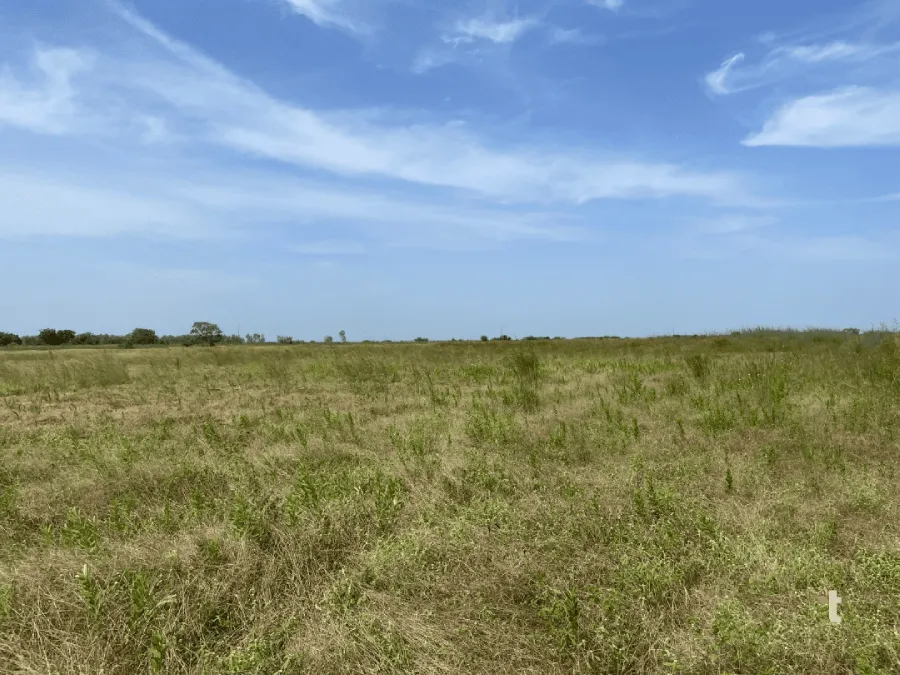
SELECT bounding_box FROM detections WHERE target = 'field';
[1,332,899,673]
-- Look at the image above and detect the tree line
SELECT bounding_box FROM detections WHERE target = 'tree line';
[0,323,245,348]
[0,323,574,348]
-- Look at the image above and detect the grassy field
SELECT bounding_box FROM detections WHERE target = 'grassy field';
[1,332,899,673]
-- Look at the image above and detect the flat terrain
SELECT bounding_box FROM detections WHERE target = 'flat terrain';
[1,333,899,673]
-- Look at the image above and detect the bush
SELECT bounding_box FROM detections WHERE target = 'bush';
[276,336,294,344]
[0,332,21,346]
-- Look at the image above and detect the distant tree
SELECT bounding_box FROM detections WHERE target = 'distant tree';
[0,332,21,346]
[190,322,224,346]
[71,332,94,345]
[222,334,245,345]
[276,335,294,344]
[129,328,158,345]
[38,329,65,346]
[245,333,266,344]
[413,337,429,343]
[480,335,488,342]
[324,335,334,344]
[339,330,347,343]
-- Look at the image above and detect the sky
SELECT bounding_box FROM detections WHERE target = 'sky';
[1,0,899,340]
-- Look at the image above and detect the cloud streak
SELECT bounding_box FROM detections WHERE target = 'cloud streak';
[282,0,368,34]
[0,48,94,134]
[450,16,540,44]
[0,4,751,208]
[704,40,900,95]
[744,86,900,147]
[0,164,584,243]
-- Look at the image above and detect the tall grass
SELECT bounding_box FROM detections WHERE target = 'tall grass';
[1,331,899,673]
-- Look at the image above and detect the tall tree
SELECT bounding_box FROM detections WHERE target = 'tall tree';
[129,328,159,345]
[190,322,224,346]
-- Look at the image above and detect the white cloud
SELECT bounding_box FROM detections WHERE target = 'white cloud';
[0,4,742,207]
[451,17,540,44]
[705,40,900,96]
[705,53,745,95]
[743,86,900,147]
[0,48,93,134]
[0,164,584,243]
[785,41,861,63]
[282,0,367,33]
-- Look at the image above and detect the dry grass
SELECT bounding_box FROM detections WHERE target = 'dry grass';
[1,333,899,673]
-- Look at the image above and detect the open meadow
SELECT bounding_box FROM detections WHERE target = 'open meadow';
[1,332,899,674]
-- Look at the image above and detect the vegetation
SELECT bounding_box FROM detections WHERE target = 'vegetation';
[129,328,159,345]
[0,329,899,673]
[189,322,224,347]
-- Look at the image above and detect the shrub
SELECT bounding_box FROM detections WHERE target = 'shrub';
[0,332,21,347]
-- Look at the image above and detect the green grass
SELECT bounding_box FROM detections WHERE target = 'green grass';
[1,331,899,673]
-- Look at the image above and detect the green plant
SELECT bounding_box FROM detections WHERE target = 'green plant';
[190,321,224,346]
[129,328,159,345]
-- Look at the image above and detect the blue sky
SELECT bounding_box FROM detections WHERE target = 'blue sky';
[1,0,898,340]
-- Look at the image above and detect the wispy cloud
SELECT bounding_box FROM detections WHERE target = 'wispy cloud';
[589,0,624,12]
[786,41,862,63]
[704,40,900,96]
[0,164,584,244]
[0,48,93,134]
[743,86,900,147]
[0,3,747,208]
[547,27,602,46]
[282,0,368,34]
[449,16,540,45]
[705,53,745,95]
